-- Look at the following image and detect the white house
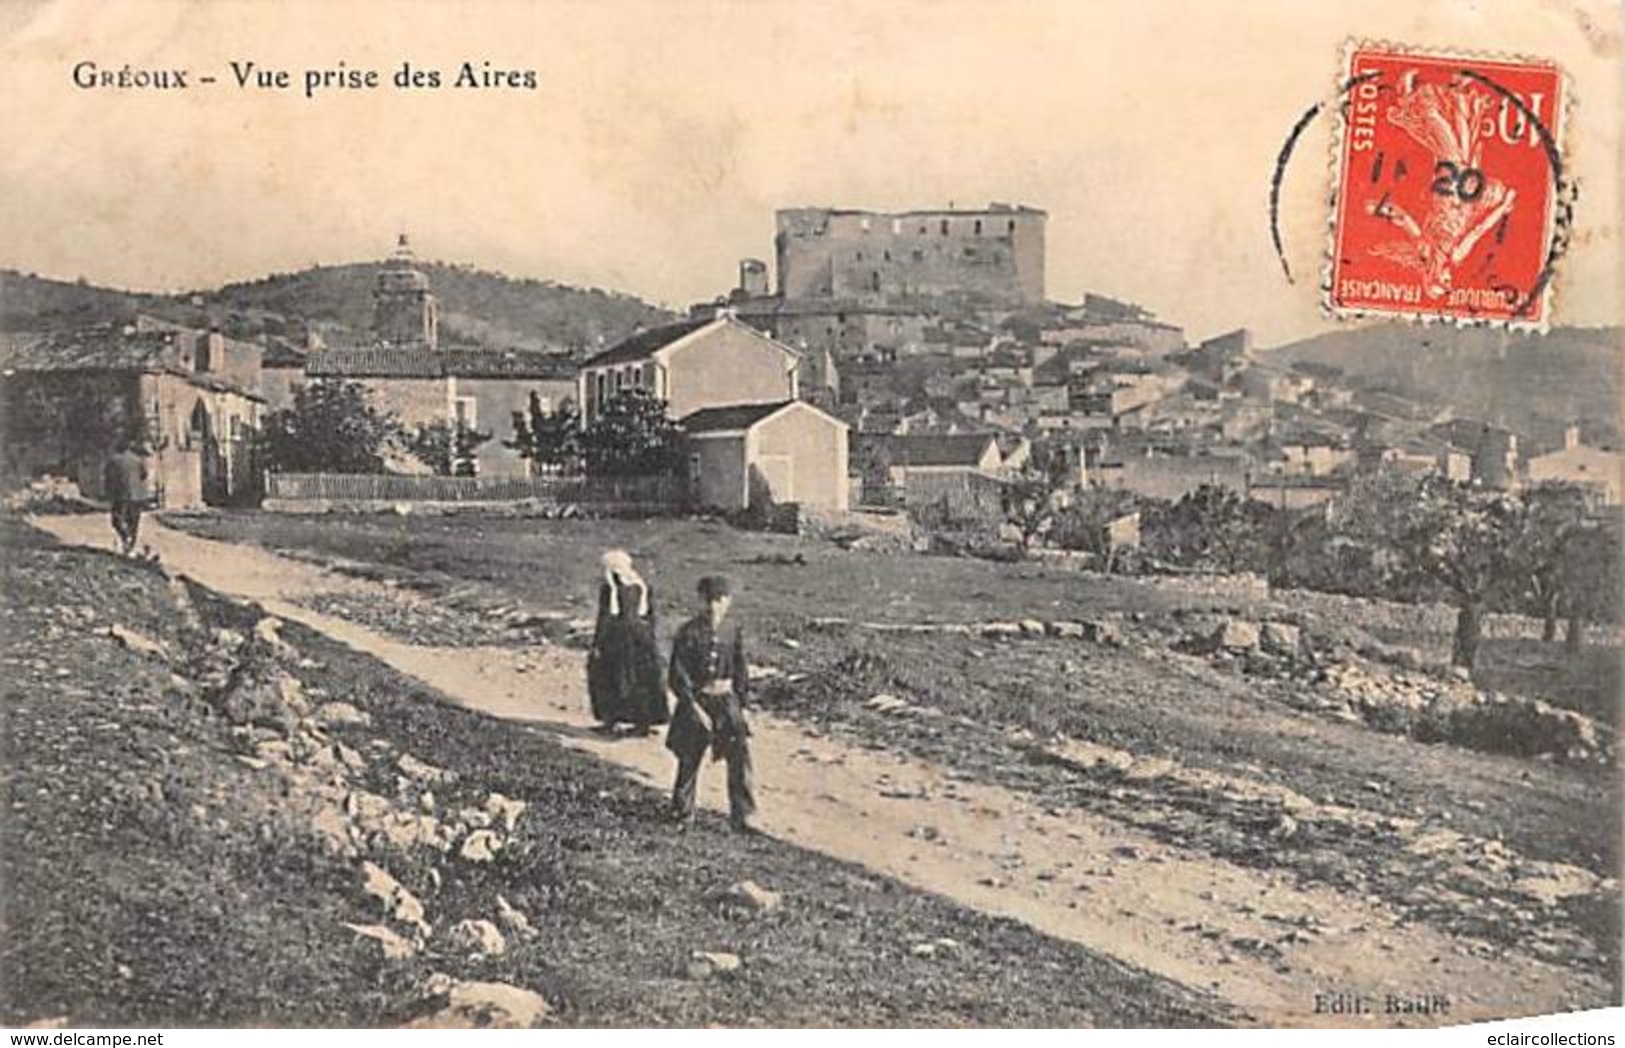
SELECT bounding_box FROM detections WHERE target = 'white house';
[683,400,849,512]
[577,315,800,425]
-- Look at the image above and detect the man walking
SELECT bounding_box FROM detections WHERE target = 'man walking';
[665,575,757,833]
[103,438,152,556]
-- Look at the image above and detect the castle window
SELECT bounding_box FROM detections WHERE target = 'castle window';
[193,339,213,372]
[883,250,892,262]
[454,396,478,431]
[1008,219,1017,234]
[911,249,924,262]
[860,217,871,232]
[940,219,950,235]
[964,247,978,258]
[855,251,863,262]
[918,224,927,235]
[870,272,880,292]
[974,219,983,235]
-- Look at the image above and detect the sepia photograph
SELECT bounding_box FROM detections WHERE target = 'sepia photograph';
[0,0,1620,1034]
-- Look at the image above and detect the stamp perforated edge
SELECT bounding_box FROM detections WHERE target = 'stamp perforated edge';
[1319,38,1575,334]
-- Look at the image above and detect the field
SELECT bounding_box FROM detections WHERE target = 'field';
[8,507,1618,1026]
[0,516,1222,1026]
[161,512,1621,983]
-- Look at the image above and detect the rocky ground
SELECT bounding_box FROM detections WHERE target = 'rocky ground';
[0,516,1226,1027]
[148,511,1621,1004]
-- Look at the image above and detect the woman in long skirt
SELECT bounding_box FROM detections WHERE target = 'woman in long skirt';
[587,549,669,735]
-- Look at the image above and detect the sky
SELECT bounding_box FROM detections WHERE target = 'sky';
[0,0,1620,346]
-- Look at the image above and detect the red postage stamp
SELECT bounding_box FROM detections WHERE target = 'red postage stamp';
[1327,43,1566,327]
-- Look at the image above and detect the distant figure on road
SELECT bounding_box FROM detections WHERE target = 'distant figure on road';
[103,438,152,556]
[665,575,756,833]
[587,549,668,736]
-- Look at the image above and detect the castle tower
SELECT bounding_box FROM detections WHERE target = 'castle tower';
[737,258,770,298]
[373,233,439,349]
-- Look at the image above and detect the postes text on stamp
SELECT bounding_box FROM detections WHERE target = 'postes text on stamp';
[1328,44,1565,327]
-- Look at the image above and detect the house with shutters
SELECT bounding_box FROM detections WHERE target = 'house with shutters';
[575,315,801,425]
[302,346,577,476]
[0,317,264,507]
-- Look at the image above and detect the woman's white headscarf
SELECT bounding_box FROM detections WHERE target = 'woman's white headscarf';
[601,549,649,616]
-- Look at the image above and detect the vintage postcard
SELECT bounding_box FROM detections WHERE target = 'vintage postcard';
[0,0,1620,1035]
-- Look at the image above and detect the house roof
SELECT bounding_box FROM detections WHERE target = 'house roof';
[581,318,716,368]
[879,433,999,467]
[307,347,577,380]
[0,328,263,400]
[680,401,796,434]
[260,337,309,368]
[0,328,173,372]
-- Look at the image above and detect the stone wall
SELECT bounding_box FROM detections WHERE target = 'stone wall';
[775,207,1045,306]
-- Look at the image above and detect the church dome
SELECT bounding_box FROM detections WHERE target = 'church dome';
[377,234,431,292]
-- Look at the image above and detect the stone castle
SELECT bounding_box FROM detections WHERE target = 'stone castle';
[770,204,1046,307]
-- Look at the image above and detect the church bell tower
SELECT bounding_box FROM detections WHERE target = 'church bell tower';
[373,234,440,349]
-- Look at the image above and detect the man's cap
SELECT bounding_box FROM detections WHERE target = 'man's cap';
[697,575,733,599]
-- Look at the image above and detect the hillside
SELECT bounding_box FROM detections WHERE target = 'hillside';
[1264,324,1624,449]
[0,264,676,356]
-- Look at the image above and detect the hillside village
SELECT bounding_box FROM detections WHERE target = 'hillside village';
[2,208,1621,528]
[2,207,1621,1030]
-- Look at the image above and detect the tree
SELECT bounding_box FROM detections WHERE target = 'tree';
[507,392,580,474]
[407,419,492,476]
[1001,472,1053,549]
[1515,483,1593,641]
[1332,471,1526,669]
[1000,456,1069,550]
[1142,484,1274,572]
[1052,488,1144,562]
[1,373,159,474]
[580,389,680,477]
[257,380,403,474]
[1555,512,1622,652]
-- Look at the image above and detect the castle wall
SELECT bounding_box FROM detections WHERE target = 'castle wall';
[775,207,1045,306]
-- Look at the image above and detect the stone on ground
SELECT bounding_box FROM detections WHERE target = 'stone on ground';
[397,753,453,783]
[722,879,782,914]
[315,701,371,728]
[408,980,550,1029]
[448,918,507,957]
[1210,619,1260,652]
[686,950,742,980]
[483,792,527,832]
[495,894,532,935]
[107,624,167,659]
[1260,621,1303,657]
[359,860,430,933]
[344,922,418,961]
[460,828,503,863]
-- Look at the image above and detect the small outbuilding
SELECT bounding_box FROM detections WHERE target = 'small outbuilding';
[682,400,849,513]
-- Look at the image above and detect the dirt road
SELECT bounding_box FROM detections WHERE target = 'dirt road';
[32,514,1608,1027]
